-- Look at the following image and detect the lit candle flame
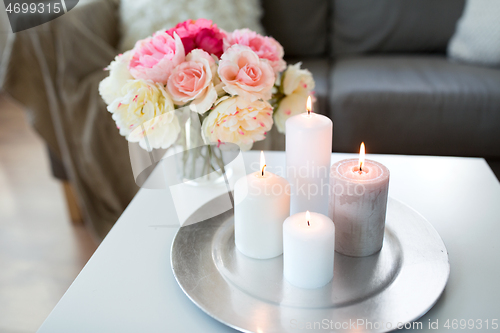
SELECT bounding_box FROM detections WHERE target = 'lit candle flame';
[359,142,365,172]
[306,210,310,226]
[306,96,312,115]
[260,151,266,176]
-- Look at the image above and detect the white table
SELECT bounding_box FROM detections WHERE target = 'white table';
[37,151,500,333]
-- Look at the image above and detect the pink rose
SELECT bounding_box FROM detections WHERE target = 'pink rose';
[226,29,286,73]
[218,45,275,102]
[129,31,185,84]
[167,49,218,114]
[166,19,226,58]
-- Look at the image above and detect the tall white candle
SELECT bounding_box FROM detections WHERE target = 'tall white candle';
[234,152,290,259]
[286,97,333,216]
[329,143,390,257]
[283,211,335,289]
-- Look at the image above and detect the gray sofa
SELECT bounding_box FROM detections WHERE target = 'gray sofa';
[263,0,500,158]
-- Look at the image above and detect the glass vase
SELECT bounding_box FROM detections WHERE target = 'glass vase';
[175,109,233,186]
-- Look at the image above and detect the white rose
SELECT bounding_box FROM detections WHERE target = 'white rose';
[99,51,134,105]
[282,62,315,96]
[108,79,180,150]
[202,96,273,151]
[274,92,309,134]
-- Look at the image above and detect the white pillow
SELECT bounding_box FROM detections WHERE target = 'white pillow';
[447,0,500,67]
[118,0,264,52]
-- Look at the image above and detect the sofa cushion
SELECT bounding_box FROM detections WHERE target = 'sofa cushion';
[261,0,329,57]
[330,56,500,157]
[331,0,465,56]
[448,0,500,67]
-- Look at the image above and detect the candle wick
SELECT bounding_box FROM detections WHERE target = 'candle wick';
[307,220,310,226]
[307,110,310,116]
[261,164,266,177]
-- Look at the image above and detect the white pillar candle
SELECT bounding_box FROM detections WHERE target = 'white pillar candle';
[283,211,335,289]
[286,97,333,216]
[234,152,290,259]
[329,143,390,257]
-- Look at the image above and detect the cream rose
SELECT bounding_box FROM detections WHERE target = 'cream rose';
[282,62,315,96]
[218,45,275,102]
[99,51,134,105]
[274,92,309,134]
[167,49,218,114]
[108,79,180,150]
[202,96,273,151]
[128,111,181,151]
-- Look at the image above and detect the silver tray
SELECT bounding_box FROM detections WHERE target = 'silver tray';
[171,197,450,333]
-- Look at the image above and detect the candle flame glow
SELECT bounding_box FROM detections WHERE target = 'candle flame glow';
[359,142,365,172]
[306,210,310,226]
[306,96,312,115]
[260,151,266,176]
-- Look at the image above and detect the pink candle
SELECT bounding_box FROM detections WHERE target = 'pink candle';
[329,143,390,257]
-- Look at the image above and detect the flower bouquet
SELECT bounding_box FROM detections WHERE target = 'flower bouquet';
[99,19,315,183]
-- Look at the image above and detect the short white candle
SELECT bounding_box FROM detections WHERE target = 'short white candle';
[286,97,333,216]
[283,211,335,289]
[329,143,390,257]
[234,152,290,259]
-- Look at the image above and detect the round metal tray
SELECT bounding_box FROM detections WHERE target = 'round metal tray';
[171,197,450,333]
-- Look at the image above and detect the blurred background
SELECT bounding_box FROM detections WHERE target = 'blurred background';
[0,0,499,332]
